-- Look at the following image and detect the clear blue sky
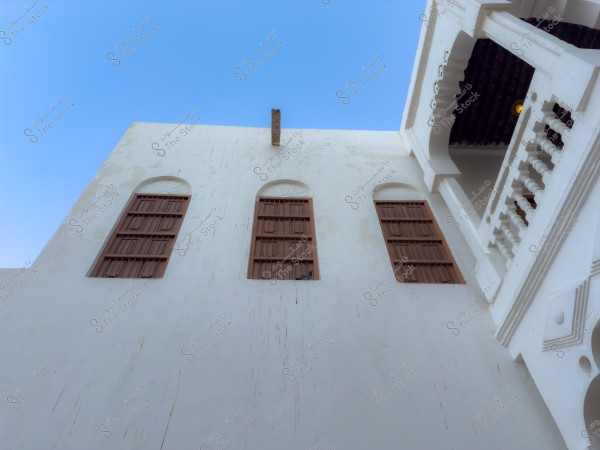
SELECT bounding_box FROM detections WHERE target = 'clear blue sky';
[0,0,425,268]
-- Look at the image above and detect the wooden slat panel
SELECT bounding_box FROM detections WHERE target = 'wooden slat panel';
[116,231,177,237]
[107,236,172,256]
[255,233,315,240]
[252,239,313,260]
[248,197,319,280]
[255,218,311,236]
[393,262,418,283]
[389,241,449,261]
[90,194,190,278]
[95,258,164,278]
[134,197,157,212]
[122,215,182,233]
[140,259,160,278]
[130,195,189,213]
[104,259,123,278]
[104,254,168,260]
[380,220,437,239]
[258,199,309,217]
[374,200,464,284]
[376,201,430,219]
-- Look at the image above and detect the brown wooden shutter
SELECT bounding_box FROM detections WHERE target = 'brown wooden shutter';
[374,200,464,284]
[90,194,190,278]
[247,197,319,281]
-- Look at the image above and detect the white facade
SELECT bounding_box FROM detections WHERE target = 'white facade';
[1,0,599,449]
[402,0,600,449]
[0,123,566,449]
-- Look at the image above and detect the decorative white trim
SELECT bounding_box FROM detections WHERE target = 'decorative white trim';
[541,268,596,351]
[401,0,466,131]
[497,132,600,346]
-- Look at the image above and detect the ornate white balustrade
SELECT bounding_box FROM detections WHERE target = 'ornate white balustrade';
[480,97,574,267]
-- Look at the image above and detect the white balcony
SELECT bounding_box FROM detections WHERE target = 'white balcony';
[401,1,600,448]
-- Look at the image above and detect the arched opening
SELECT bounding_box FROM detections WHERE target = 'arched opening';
[249,180,318,281]
[427,31,475,163]
[584,375,600,450]
[88,176,192,278]
[372,182,424,202]
[440,11,600,224]
[135,176,191,195]
[592,320,600,370]
[256,179,310,199]
[445,35,536,220]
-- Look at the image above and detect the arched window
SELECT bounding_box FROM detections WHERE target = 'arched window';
[247,181,319,281]
[374,199,464,284]
[90,178,191,278]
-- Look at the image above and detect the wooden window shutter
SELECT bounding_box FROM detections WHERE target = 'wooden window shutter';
[247,197,320,281]
[374,200,464,284]
[90,194,190,278]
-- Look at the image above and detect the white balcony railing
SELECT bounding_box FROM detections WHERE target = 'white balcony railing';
[480,95,575,267]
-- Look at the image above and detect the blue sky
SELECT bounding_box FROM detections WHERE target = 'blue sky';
[0,0,425,267]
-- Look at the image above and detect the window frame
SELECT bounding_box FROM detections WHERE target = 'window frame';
[374,200,465,284]
[89,193,190,279]
[247,196,320,281]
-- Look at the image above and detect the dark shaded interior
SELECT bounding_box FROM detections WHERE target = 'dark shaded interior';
[449,20,600,147]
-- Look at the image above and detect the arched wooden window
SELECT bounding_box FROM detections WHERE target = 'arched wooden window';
[90,194,190,278]
[248,197,319,281]
[374,200,464,284]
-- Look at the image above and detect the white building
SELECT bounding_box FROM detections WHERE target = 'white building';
[1,1,599,449]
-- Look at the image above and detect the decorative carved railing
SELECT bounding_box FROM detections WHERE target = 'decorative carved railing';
[481,96,575,267]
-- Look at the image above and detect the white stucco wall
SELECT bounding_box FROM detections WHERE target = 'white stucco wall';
[449,148,505,219]
[397,0,600,448]
[0,123,566,450]
[510,173,600,450]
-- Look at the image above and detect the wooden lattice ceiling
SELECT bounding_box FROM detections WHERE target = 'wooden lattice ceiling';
[448,19,600,147]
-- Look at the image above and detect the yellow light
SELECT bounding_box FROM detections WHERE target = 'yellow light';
[511,100,524,117]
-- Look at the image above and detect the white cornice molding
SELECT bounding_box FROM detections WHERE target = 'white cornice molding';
[401,1,437,131]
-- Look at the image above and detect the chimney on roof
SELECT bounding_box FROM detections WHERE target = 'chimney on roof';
[271,109,281,146]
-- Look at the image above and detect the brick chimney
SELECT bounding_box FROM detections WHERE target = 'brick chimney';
[271,109,281,146]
